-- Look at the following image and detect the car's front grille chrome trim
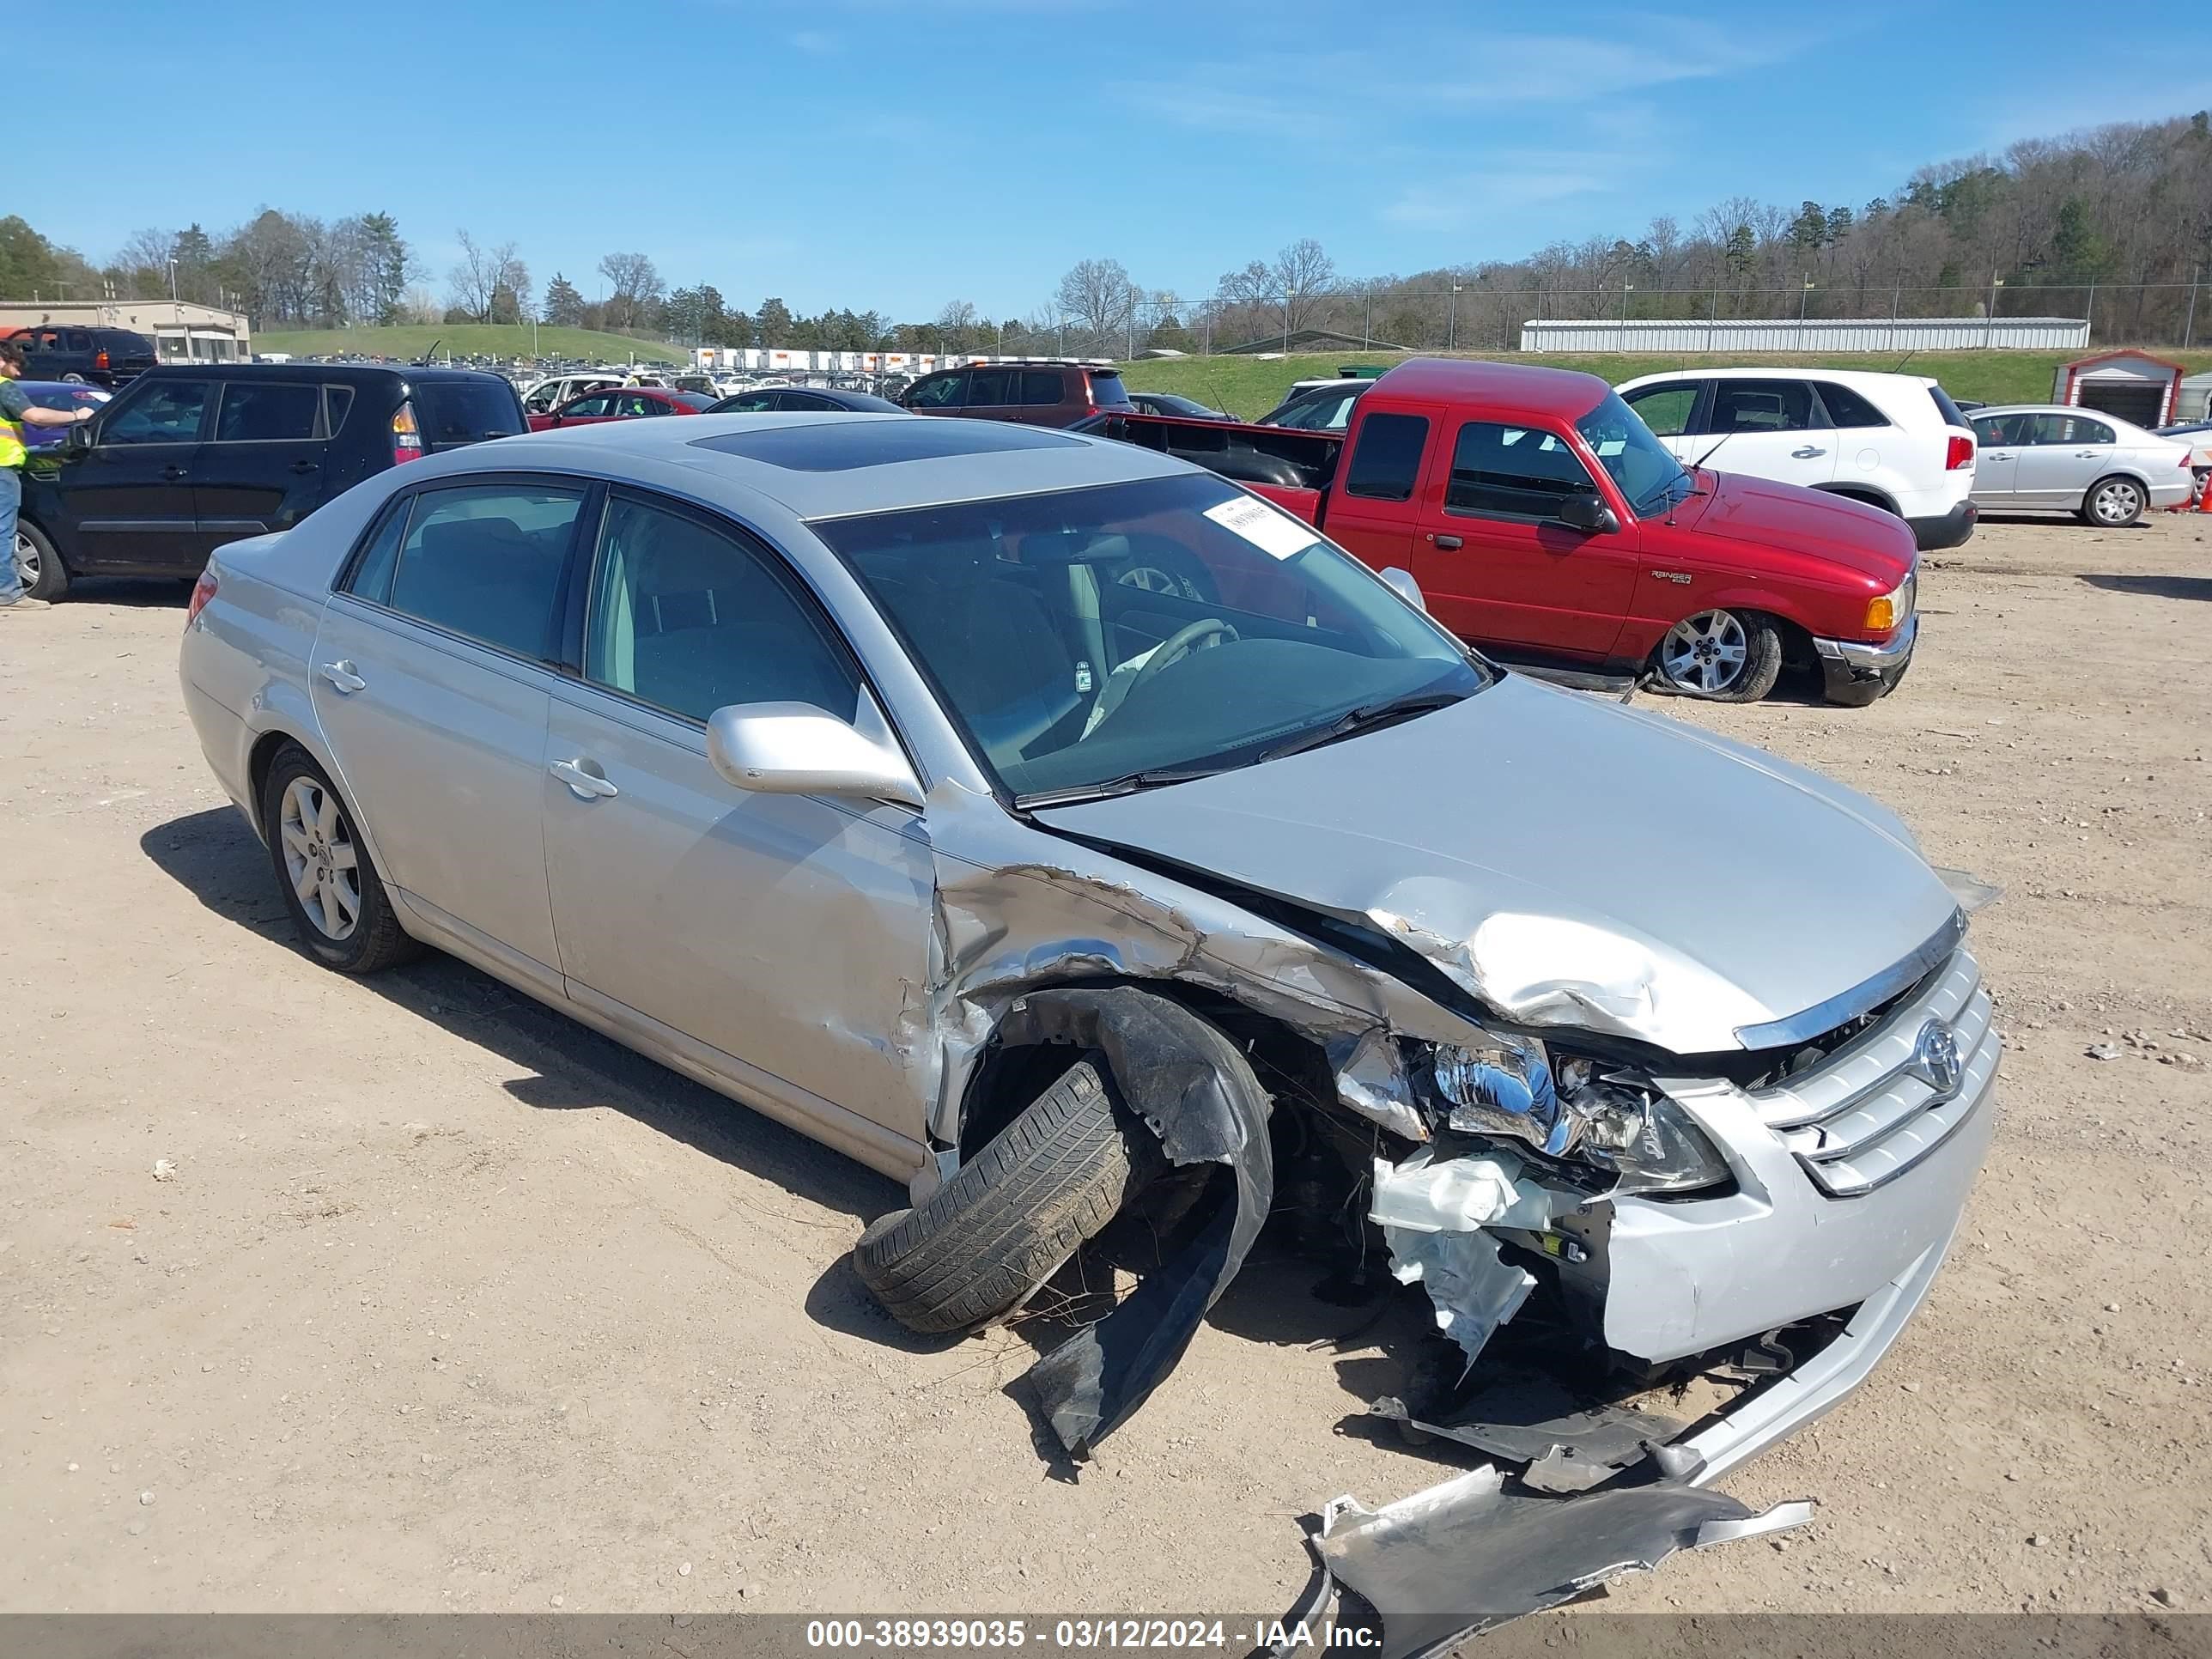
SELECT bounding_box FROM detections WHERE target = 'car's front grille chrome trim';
[1749,947,1997,1196]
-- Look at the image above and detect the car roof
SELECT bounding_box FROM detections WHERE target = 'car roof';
[1971,403,2159,428]
[457,411,1188,520]
[1621,367,1937,391]
[137,362,508,385]
[1374,356,1611,417]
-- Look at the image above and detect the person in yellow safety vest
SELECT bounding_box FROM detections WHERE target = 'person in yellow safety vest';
[2,337,100,611]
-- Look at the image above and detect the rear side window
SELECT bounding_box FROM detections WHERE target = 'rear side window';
[1085,370,1129,407]
[1343,412,1430,501]
[214,380,321,441]
[1447,422,1599,520]
[414,381,526,449]
[2033,413,2112,446]
[1622,382,1699,436]
[583,495,860,724]
[1022,369,1064,406]
[905,373,965,409]
[383,483,586,659]
[1711,380,1820,432]
[324,386,355,436]
[344,497,412,605]
[1928,386,1969,429]
[966,369,1013,407]
[65,331,93,351]
[1816,382,1889,428]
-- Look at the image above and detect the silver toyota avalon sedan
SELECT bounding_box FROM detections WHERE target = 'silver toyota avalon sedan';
[179,411,1995,1509]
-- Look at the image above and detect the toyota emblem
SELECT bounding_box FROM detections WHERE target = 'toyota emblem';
[1910,1018,1964,1098]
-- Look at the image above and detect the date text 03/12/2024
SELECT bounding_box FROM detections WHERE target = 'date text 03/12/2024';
[804,1619,1375,1650]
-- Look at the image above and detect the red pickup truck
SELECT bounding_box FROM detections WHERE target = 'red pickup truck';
[1083,359,1918,705]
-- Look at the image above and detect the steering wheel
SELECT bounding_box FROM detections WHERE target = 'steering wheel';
[1122,617,1238,702]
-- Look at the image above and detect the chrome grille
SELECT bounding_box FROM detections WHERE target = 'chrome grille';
[1750,947,1996,1196]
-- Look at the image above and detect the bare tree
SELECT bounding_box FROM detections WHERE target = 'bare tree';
[1054,258,1140,351]
[597,252,664,331]
[1272,237,1337,334]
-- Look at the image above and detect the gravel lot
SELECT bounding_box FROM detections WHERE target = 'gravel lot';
[3,508,2208,1619]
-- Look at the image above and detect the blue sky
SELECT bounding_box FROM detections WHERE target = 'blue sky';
[25,0,2211,322]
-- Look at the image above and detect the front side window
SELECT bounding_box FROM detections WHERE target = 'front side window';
[102,380,212,445]
[1447,421,1600,520]
[816,472,1486,804]
[214,380,321,441]
[524,383,565,412]
[1621,381,1698,437]
[1711,380,1820,433]
[382,483,585,659]
[561,394,614,419]
[905,373,964,410]
[1343,412,1429,501]
[585,496,860,724]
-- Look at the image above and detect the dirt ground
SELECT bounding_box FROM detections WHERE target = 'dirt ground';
[3,508,2209,1620]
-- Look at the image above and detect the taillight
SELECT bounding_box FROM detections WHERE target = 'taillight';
[185,568,217,628]
[391,401,423,465]
[94,349,110,370]
[1945,434,1974,471]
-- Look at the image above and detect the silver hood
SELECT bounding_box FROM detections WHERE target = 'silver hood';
[1034,676,1960,1054]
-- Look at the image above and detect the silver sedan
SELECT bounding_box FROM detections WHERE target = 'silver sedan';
[1966,404,2195,525]
[178,411,1992,1510]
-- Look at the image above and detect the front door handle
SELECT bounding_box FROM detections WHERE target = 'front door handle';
[550,757,619,800]
[1790,446,1826,459]
[317,659,365,694]
[1431,533,1463,550]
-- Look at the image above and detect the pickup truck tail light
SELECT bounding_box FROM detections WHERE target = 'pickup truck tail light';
[1945,434,1974,471]
[391,401,424,465]
[185,568,218,628]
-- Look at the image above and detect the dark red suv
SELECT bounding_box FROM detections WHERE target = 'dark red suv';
[900,360,1133,428]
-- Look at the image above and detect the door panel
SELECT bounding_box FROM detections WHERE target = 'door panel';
[1968,413,2027,504]
[1701,380,1837,489]
[195,377,329,542]
[2014,412,2112,507]
[1321,410,1435,574]
[1412,418,1638,658]
[64,376,216,571]
[540,689,937,1139]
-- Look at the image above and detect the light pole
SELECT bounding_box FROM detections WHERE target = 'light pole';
[1985,273,2004,347]
[168,258,179,302]
[1449,283,1462,351]
[1799,278,1814,350]
[2185,264,2203,350]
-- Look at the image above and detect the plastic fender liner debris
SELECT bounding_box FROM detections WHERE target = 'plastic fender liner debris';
[992,986,1273,1460]
[1369,1146,1558,1369]
[1310,1465,1814,1659]
[1367,1382,1686,1491]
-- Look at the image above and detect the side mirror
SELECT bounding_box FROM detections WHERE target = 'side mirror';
[62,421,94,455]
[1379,566,1427,613]
[1557,492,1620,535]
[706,699,923,809]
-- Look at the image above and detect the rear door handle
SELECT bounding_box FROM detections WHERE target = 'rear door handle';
[1986,452,2013,461]
[1431,533,1463,550]
[1790,446,1826,459]
[161,465,190,480]
[289,459,319,474]
[550,757,619,799]
[317,659,365,694]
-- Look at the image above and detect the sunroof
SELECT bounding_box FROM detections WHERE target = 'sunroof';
[690,419,1085,472]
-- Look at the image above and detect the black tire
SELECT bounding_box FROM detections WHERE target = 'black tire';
[854,1058,1157,1335]
[13,520,68,602]
[1650,608,1784,703]
[258,743,421,974]
[2080,476,2145,527]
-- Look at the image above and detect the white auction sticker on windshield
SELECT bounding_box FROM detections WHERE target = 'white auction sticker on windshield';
[1204,495,1320,560]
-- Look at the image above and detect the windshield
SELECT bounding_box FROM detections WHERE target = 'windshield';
[814,473,1488,803]
[1576,390,1690,515]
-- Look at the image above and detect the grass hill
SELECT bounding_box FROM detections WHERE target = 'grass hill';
[249,323,688,364]
[1116,349,2212,421]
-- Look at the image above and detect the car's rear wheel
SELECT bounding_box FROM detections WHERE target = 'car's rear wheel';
[259,744,420,974]
[1652,608,1783,702]
[13,521,67,601]
[854,1057,1158,1335]
[2081,476,2146,527]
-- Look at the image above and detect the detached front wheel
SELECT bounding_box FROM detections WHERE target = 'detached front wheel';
[1652,608,1783,702]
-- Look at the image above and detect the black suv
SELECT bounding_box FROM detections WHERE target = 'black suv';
[3,325,160,386]
[12,364,525,600]
[899,360,1133,427]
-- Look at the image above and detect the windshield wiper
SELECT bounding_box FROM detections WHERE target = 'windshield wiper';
[1014,763,1231,811]
[1256,689,1467,764]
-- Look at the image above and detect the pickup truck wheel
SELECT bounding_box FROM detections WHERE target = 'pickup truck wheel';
[2081,476,2145,527]
[13,521,68,601]
[854,1057,1158,1335]
[1653,608,1783,702]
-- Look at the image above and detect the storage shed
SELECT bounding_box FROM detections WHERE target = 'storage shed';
[2052,349,2186,428]
[2176,372,2212,423]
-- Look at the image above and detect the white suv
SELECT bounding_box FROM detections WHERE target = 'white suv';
[1615,368,1979,550]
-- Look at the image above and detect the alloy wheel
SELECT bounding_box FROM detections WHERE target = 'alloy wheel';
[278,777,362,942]
[11,531,36,592]
[1658,610,1750,696]
[2090,479,2142,526]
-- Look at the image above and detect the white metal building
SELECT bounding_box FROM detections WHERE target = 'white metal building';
[1520,317,2090,353]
